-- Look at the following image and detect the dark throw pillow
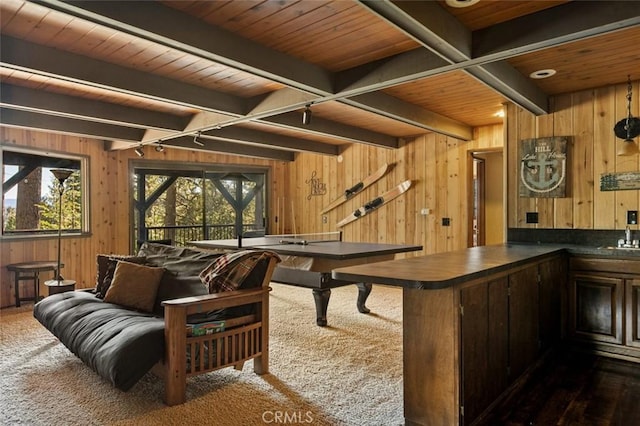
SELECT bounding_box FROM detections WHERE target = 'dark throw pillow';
[95,254,146,297]
[103,261,165,313]
[152,274,208,316]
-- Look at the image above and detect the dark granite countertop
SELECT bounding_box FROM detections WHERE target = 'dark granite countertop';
[510,242,640,258]
[332,244,564,290]
[331,243,640,290]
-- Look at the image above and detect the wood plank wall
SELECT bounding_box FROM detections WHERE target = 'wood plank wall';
[0,123,502,307]
[286,125,504,254]
[0,128,287,307]
[507,80,640,230]
[4,80,636,309]
[5,82,634,309]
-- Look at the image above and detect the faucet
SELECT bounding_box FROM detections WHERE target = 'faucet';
[619,226,639,248]
[626,226,632,245]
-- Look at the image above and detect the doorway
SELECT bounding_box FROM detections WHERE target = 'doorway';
[468,149,504,247]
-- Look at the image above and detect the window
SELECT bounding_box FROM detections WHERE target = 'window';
[132,162,267,247]
[1,145,89,239]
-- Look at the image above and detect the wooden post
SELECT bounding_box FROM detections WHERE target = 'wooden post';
[164,304,187,406]
[254,258,277,374]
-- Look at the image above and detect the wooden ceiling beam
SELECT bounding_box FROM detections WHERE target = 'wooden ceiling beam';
[159,136,295,162]
[0,35,246,115]
[260,112,399,148]
[360,0,549,115]
[0,108,144,142]
[1,34,397,149]
[30,0,472,142]
[0,84,188,131]
[335,49,450,95]
[140,111,237,146]
[199,127,339,156]
[3,0,635,157]
[354,0,639,116]
[345,92,472,141]
[0,35,369,151]
[246,88,401,146]
[362,0,472,62]
[473,1,640,61]
[35,0,334,95]
[247,88,317,118]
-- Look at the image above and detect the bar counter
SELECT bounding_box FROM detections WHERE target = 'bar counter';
[330,243,634,425]
[332,243,566,289]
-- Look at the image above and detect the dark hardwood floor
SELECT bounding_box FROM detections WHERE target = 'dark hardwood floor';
[481,351,640,425]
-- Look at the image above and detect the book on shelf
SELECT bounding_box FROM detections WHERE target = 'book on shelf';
[186,320,226,336]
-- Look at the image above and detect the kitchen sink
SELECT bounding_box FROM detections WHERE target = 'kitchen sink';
[598,246,640,251]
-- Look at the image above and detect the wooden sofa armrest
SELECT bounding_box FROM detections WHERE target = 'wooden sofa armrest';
[161,255,278,406]
[162,287,270,316]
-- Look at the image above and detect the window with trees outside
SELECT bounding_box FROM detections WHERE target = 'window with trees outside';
[132,163,268,248]
[1,145,89,239]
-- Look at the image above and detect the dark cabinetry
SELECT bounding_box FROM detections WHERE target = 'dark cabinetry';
[627,279,640,348]
[460,277,508,424]
[459,255,566,425]
[570,274,623,343]
[569,257,640,360]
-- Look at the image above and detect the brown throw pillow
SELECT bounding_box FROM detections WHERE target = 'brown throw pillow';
[103,261,165,313]
[95,254,146,297]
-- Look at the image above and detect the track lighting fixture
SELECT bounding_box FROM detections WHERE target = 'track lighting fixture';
[155,142,165,153]
[302,104,312,125]
[193,132,204,146]
[134,146,144,157]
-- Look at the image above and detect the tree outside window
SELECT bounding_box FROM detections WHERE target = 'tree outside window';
[133,166,267,247]
[2,147,87,238]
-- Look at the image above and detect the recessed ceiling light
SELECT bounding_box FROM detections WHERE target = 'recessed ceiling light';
[529,69,557,79]
[445,0,481,8]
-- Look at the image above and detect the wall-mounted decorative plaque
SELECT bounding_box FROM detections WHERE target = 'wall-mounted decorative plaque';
[305,171,326,200]
[519,136,568,198]
[600,172,640,191]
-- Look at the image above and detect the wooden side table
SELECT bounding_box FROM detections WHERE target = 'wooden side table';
[45,279,76,295]
[6,261,62,307]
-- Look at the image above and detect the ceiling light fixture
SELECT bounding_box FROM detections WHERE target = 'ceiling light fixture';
[615,75,640,156]
[155,142,164,153]
[302,104,312,125]
[445,0,480,8]
[193,132,204,147]
[134,146,144,157]
[529,69,556,79]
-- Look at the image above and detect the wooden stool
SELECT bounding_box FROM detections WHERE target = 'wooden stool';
[6,261,62,307]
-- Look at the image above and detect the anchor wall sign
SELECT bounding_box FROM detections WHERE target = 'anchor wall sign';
[519,136,568,198]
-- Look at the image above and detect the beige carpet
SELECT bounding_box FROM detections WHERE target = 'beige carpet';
[0,283,404,426]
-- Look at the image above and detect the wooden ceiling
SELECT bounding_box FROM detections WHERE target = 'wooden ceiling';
[1,0,639,161]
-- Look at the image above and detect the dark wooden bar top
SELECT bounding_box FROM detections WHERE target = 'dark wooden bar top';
[331,244,566,289]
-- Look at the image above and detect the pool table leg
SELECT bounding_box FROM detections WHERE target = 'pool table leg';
[312,288,331,326]
[356,282,372,314]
